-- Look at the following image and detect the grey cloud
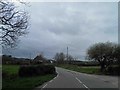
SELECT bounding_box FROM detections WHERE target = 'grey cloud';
[3,2,118,60]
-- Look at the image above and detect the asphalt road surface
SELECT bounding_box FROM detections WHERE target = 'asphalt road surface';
[38,67,119,90]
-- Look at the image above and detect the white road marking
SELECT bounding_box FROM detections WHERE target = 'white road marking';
[49,80,53,83]
[56,71,59,76]
[42,84,47,88]
[75,77,82,83]
[44,69,59,84]
[41,69,59,89]
[83,83,89,88]
[53,71,59,80]
[75,77,90,90]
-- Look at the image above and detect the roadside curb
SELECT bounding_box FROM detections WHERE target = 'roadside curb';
[34,67,59,90]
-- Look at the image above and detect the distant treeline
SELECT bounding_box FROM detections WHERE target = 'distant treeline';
[2,54,101,66]
[2,55,51,65]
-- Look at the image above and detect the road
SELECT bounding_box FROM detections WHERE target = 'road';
[37,67,119,90]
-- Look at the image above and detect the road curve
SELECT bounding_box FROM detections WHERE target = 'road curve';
[38,67,118,90]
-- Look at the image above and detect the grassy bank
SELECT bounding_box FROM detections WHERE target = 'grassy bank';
[2,65,19,75]
[3,74,55,90]
[57,64,101,74]
[2,65,56,90]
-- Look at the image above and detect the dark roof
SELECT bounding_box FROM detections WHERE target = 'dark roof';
[34,55,45,61]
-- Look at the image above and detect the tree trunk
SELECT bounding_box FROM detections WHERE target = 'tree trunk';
[100,62,105,72]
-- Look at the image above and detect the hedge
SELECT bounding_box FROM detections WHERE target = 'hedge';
[18,65,56,77]
[106,66,120,75]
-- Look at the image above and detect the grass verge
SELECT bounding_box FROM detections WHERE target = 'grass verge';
[3,74,55,90]
[2,65,56,90]
[57,64,101,74]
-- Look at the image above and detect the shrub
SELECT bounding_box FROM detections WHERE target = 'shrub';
[106,66,119,75]
[18,65,56,77]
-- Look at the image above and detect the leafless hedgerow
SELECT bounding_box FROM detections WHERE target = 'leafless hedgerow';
[0,1,28,48]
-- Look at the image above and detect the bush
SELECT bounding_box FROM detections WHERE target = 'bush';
[18,65,56,77]
[106,66,119,75]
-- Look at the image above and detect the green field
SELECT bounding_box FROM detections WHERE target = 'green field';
[57,64,101,74]
[2,65,19,75]
[0,65,2,70]
[2,65,56,90]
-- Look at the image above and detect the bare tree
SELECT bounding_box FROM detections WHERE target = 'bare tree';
[54,52,65,64]
[67,55,74,64]
[0,1,28,48]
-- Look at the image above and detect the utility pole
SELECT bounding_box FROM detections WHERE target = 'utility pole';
[67,46,68,61]
[29,53,31,60]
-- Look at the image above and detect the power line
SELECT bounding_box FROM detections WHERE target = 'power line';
[67,46,68,61]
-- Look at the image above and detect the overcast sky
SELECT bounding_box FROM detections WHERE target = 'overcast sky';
[3,2,118,60]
